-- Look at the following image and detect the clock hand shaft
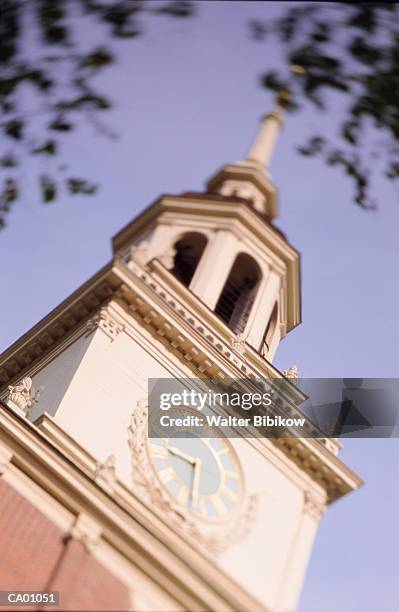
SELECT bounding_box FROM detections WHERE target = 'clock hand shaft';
[168,445,196,464]
[191,459,202,506]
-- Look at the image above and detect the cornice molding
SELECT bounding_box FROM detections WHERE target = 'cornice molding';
[274,437,360,503]
[0,258,359,502]
[206,162,278,219]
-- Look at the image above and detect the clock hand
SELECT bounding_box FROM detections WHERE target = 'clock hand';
[191,459,202,507]
[168,445,196,465]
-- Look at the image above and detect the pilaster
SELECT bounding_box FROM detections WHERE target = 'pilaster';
[189,230,238,309]
[247,266,281,351]
[276,489,326,611]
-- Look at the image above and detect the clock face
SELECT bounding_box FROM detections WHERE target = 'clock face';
[148,432,243,519]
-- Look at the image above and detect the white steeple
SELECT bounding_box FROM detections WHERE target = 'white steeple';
[246,107,284,168]
[206,93,289,220]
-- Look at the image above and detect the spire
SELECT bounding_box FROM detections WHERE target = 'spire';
[246,108,284,168]
[246,90,289,168]
[206,91,290,220]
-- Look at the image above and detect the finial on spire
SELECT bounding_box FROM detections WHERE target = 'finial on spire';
[246,89,290,168]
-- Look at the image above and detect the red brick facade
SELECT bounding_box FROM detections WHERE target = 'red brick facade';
[0,479,131,611]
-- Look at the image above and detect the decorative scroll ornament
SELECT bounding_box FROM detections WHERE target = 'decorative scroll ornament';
[7,377,43,418]
[283,365,298,383]
[86,308,125,342]
[128,399,259,556]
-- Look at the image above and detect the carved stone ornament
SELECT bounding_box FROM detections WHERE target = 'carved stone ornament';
[303,490,325,522]
[158,247,177,270]
[67,513,102,554]
[128,399,259,557]
[86,308,125,342]
[94,454,117,491]
[260,341,269,359]
[130,240,149,265]
[231,332,247,355]
[283,365,298,383]
[7,377,43,418]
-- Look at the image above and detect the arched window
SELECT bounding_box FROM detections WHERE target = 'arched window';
[171,233,208,287]
[261,303,278,356]
[215,253,261,333]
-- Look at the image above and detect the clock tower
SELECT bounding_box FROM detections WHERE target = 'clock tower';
[0,100,361,612]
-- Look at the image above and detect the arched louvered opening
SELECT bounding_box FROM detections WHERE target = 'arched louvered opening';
[171,233,208,287]
[261,302,278,356]
[215,253,261,333]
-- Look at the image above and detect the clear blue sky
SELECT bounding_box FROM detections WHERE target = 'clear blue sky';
[1,2,398,610]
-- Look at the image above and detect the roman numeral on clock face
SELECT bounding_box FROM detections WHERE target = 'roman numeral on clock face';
[210,495,227,516]
[176,485,190,506]
[150,443,168,458]
[222,485,238,503]
[158,467,175,483]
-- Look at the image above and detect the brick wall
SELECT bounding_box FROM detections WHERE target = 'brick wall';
[51,539,132,611]
[0,479,131,611]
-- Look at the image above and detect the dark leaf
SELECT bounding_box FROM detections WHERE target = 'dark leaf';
[49,116,73,131]
[385,161,399,180]
[32,141,57,155]
[0,154,17,168]
[289,45,341,73]
[4,119,23,140]
[40,175,57,203]
[298,136,325,156]
[0,69,53,97]
[56,94,111,111]
[102,2,142,38]
[341,120,359,145]
[1,99,15,113]
[311,21,330,44]
[346,5,377,34]
[261,71,287,93]
[0,1,19,64]
[155,1,194,18]
[0,177,19,227]
[37,0,68,45]
[249,20,267,41]
[0,76,20,97]
[67,178,97,195]
[80,47,114,70]
[349,37,383,65]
